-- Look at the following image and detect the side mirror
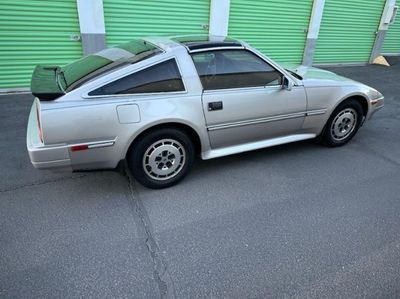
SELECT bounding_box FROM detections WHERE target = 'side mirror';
[282,77,294,91]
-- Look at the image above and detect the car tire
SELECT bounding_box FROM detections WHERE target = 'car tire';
[322,99,363,147]
[127,128,195,189]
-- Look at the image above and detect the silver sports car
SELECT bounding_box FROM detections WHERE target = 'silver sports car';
[27,36,384,188]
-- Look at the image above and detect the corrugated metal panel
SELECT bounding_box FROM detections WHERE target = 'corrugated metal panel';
[228,0,313,64]
[314,0,385,64]
[382,18,400,54]
[0,1,82,89]
[103,0,210,46]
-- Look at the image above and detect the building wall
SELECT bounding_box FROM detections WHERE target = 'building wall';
[313,0,386,64]
[0,0,82,90]
[103,0,210,47]
[0,0,398,90]
[228,0,314,64]
[382,17,400,54]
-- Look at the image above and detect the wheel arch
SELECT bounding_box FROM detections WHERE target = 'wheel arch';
[317,92,369,139]
[124,121,203,160]
[334,93,369,117]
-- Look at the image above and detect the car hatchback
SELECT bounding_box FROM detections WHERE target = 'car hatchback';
[27,35,384,188]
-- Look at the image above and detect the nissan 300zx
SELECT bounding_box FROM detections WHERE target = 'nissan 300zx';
[27,36,384,188]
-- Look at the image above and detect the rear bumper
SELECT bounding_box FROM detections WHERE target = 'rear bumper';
[28,146,71,170]
[26,101,72,170]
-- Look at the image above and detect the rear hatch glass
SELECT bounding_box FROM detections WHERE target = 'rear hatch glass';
[31,39,161,100]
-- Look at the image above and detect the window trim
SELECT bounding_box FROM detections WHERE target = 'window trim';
[202,84,282,95]
[84,57,187,99]
[188,45,245,53]
[191,48,286,91]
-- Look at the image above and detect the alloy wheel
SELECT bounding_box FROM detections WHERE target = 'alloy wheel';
[142,138,186,180]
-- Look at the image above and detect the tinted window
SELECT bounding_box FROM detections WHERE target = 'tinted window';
[63,39,160,86]
[89,59,184,96]
[191,50,282,90]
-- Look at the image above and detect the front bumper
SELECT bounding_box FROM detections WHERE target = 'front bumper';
[368,96,384,120]
[26,101,71,170]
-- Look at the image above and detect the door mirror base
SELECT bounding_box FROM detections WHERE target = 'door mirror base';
[282,77,294,91]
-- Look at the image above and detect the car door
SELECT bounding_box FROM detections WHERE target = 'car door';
[191,49,307,149]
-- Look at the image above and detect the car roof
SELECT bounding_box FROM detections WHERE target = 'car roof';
[171,35,243,51]
[144,35,244,53]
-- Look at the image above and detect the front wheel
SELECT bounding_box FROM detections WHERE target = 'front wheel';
[322,99,363,147]
[127,128,195,189]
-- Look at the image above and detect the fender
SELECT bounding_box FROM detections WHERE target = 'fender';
[120,118,211,160]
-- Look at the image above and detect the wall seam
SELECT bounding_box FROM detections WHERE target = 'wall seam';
[302,0,325,66]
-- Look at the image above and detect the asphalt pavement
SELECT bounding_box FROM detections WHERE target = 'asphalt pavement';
[1,60,400,298]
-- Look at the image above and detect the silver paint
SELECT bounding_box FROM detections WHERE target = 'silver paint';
[330,108,357,141]
[143,138,186,180]
[26,36,385,171]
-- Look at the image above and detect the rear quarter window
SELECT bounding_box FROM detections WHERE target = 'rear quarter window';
[89,59,184,96]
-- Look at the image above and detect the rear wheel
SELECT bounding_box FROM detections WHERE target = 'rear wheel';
[322,99,363,147]
[128,128,195,189]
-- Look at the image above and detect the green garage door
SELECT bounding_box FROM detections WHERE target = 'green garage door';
[382,19,400,54]
[228,0,313,64]
[0,1,82,89]
[314,0,385,64]
[103,0,210,46]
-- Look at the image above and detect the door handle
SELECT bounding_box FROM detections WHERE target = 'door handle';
[208,101,223,111]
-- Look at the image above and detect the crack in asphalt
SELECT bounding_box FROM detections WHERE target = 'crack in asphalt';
[0,174,88,193]
[356,141,400,167]
[123,164,176,299]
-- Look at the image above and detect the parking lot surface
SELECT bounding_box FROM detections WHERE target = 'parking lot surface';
[1,60,400,298]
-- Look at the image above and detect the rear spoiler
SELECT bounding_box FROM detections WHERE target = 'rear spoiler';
[31,65,66,101]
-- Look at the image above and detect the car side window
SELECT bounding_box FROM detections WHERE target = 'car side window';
[89,59,184,96]
[191,50,282,90]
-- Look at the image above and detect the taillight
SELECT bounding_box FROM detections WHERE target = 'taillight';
[36,103,44,143]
